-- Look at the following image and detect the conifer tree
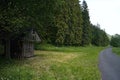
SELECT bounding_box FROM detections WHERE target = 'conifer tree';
[91,24,109,46]
[64,0,83,46]
[45,0,83,46]
[81,0,91,46]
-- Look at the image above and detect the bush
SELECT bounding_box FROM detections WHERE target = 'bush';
[110,34,120,47]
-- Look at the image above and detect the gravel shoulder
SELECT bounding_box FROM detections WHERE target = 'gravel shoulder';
[99,47,120,80]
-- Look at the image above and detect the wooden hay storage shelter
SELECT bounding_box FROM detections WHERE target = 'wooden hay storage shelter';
[10,29,41,58]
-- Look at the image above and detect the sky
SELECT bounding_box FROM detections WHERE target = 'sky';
[81,0,120,35]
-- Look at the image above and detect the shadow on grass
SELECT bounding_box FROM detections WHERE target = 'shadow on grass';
[0,53,48,80]
[0,55,34,80]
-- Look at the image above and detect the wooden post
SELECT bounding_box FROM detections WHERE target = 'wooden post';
[5,39,11,59]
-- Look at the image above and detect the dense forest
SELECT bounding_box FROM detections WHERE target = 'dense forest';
[0,0,109,58]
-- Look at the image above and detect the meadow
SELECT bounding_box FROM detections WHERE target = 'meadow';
[112,47,120,55]
[0,45,104,80]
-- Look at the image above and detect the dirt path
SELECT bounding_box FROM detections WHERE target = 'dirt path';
[99,47,120,80]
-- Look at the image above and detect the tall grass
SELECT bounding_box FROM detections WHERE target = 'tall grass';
[0,45,104,80]
[35,43,101,53]
[112,47,120,55]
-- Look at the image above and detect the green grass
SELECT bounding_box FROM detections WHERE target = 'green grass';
[0,45,104,80]
[112,47,120,55]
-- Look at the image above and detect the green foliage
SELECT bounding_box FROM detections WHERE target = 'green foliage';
[0,0,109,47]
[0,0,33,39]
[110,34,120,47]
[50,0,83,46]
[112,47,120,55]
[91,24,109,46]
[81,0,91,46]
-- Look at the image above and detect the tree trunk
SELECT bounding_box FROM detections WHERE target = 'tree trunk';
[5,39,11,59]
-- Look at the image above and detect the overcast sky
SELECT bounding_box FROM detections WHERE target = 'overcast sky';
[81,0,120,35]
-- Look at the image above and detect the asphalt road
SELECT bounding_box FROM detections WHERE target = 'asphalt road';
[99,47,120,80]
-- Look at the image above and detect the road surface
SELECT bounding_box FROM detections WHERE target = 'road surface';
[99,47,120,80]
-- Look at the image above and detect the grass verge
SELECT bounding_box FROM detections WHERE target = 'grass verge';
[112,47,120,55]
[0,45,104,80]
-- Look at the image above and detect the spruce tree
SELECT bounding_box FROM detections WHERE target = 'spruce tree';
[46,0,83,46]
[64,0,83,46]
[81,0,91,46]
[91,24,109,46]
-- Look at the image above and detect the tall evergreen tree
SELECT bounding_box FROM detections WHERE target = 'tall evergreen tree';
[48,0,68,45]
[81,0,91,46]
[64,0,83,46]
[91,24,109,46]
[45,0,83,46]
